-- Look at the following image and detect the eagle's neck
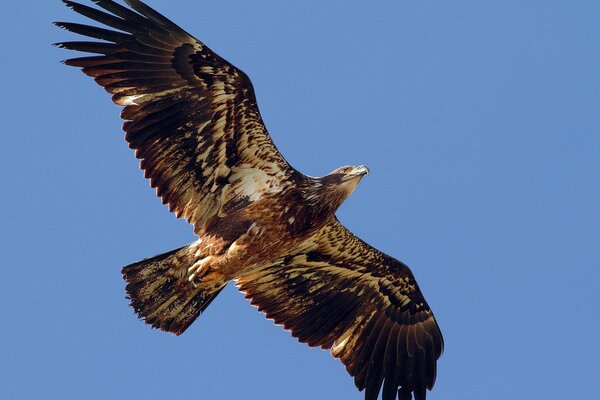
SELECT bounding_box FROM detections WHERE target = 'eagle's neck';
[301,175,356,220]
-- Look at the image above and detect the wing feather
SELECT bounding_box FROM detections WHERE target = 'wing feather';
[236,219,443,400]
[381,323,401,400]
[56,0,295,235]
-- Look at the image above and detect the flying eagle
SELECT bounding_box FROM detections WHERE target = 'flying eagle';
[55,1,443,399]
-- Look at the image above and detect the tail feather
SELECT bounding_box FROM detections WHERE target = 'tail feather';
[122,244,226,335]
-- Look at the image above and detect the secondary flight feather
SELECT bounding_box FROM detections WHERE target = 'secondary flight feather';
[55,1,443,399]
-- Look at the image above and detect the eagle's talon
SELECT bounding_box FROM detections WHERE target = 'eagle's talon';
[188,255,216,284]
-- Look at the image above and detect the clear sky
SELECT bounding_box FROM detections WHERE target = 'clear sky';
[1,1,599,399]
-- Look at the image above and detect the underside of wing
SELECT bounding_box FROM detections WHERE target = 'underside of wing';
[55,0,295,234]
[236,219,443,400]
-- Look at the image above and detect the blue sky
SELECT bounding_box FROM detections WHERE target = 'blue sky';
[1,1,599,399]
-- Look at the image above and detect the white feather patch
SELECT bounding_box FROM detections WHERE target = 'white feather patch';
[216,165,283,216]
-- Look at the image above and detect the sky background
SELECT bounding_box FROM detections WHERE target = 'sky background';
[1,0,599,399]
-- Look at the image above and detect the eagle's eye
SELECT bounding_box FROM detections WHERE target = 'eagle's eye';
[339,167,352,174]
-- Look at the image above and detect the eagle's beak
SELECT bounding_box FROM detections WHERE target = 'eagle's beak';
[354,165,370,176]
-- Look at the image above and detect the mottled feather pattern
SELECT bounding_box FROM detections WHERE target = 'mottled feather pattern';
[55,0,293,235]
[237,219,443,400]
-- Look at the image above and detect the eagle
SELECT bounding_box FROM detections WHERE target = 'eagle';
[55,1,443,399]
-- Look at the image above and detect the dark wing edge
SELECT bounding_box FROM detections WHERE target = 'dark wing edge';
[54,0,295,234]
[236,218,443,400]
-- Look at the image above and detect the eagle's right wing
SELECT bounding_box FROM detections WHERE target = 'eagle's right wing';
[55,0,296,235]
[237,218,443,400]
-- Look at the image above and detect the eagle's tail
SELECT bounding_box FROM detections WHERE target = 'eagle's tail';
[122,244,226,335]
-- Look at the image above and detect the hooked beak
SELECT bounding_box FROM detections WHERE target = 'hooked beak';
[353,165,370,176]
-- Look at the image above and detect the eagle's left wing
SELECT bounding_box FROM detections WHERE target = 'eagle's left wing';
[237,218,443,400]
[55,0,296,235]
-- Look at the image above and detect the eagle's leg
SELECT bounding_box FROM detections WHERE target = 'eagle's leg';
[187,255,225,286]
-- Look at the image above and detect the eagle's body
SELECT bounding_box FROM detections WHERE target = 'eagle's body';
[56,1,443,399]
[164,169,364,287]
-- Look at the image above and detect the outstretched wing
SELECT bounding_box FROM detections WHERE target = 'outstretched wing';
[55,0,295,234]
[237,218,443,400]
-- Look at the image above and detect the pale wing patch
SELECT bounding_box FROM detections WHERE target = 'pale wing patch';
[118,94,146,107]
[219,165,284,215]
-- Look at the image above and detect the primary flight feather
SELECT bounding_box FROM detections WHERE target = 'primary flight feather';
[55,1,443,399]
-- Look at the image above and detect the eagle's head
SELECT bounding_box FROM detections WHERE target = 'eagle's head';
[314,165,369,210]
[329,165,370,182]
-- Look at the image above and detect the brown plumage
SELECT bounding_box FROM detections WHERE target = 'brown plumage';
[55,1,443,399]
